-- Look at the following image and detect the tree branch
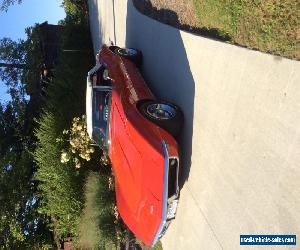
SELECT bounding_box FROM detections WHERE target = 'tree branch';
[0,63,26,69]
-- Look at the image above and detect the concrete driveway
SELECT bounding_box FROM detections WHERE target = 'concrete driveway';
[88,1,300,249]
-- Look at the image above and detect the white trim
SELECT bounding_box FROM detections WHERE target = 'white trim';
[151,141,169,246]
[87,63,102,77]
[86,76,93,140]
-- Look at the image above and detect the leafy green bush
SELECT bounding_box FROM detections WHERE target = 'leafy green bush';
[33,13,94,240]
[34,111,85,238]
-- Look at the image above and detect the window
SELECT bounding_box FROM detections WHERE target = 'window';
[90,65,111,87]
[92,88,112,149]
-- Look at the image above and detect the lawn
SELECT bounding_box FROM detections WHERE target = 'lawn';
[194,0,299,59]
[134,0,300,59]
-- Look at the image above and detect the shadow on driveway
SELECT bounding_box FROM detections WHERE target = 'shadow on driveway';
[125,0,196,188]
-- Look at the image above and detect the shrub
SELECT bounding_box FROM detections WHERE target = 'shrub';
[58,115,95,169]
[34,111,85,238]
[33,12,94,240]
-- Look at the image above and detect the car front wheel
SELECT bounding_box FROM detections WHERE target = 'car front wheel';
[114,47,142,67]
[139,100,183,137]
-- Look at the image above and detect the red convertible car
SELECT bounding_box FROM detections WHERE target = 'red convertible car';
[86,45,182,246]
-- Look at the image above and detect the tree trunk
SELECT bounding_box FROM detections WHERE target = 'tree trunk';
[0,62,26,69]
[50,215,62,250]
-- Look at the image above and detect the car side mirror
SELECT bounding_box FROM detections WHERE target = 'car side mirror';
[103,69,112,81]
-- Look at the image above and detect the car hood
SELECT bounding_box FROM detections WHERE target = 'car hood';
[108,102,166,243]
[109,102,165,203]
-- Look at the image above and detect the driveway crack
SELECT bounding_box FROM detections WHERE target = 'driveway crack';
[186,184,224,250]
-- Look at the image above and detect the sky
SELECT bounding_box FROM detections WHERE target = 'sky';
[0,0,66,104]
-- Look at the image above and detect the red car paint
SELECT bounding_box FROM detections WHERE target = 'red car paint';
[97,46,179,245]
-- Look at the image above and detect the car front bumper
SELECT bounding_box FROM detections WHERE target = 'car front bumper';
[151,141,180,246]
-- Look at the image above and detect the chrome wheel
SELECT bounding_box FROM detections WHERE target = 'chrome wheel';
[146,103,176,120]
[139,100,183,137]
[114,47,142,67]
[116,48,137,57]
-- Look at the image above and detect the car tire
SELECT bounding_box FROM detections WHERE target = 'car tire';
[114,47,143,67]
[139,100,183,137]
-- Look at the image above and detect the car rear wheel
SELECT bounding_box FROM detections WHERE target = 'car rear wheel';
[139,100,183,137]
[114,47,143,67]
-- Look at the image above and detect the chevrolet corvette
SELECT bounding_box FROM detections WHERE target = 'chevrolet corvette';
[86,45,183,246]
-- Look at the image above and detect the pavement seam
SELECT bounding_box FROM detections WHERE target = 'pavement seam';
[186,184,224,250]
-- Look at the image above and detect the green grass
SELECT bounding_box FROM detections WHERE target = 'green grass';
[135,238,163,250]
[152,240,163,250]
[194,0,300,59]
[77,172,117,249]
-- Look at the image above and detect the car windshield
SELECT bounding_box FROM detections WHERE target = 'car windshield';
[92,88,111,149]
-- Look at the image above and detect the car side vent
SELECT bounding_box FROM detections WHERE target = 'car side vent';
[168,158,179,198]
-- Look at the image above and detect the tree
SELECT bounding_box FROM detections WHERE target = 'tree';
[0,26,44,89]
[0,38,26,91]
[0,25,53,249]
[0,1,95,247]
[0,0,22,12]
[0,62,26,68]
[0,25,46,136]
[0,103,53,249]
